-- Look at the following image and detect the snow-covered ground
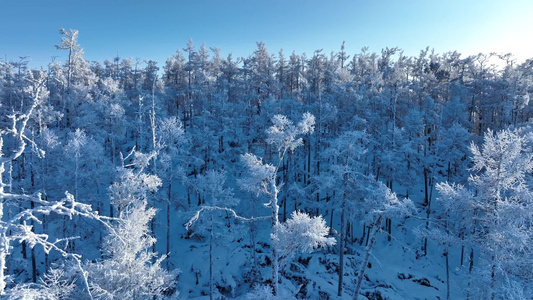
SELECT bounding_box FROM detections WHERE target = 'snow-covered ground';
[154,180,468,299]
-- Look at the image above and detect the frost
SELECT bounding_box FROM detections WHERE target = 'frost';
[273,211,335,265]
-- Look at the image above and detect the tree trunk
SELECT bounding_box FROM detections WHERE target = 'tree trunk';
[346,221,351,244]
[447,161,451,182]
[151,216,156,253]
[353,216,382,300]
[423,168,429,206]
[166,160,173,270]
[166,199,171,270]
[469,248,474,273]
[329,209,334,235]
[250,195,258,275]
[283,196,287,222]
[0,248,7,295]
[30,200,36,282]
[187,187,191,208]
[209,217,214,300]
[307,134,311,185]
[0,200,7,294]
[360,223,366,246]
[490,261,496,300]
[445,248,450,300]
[460,244,464,267]
[0,158,9,295]
[351,223,354,245]
[365,226,370,247]
[387,218,391,242]
[337,202,345,296]
[31,247,36,283]
[423,175,433,256]
[66,47,72,90]
[270,181,280,296]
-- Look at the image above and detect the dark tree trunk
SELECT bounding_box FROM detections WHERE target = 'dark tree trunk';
[360,223,366,246]
[387,218,391,242]
[445,248,450,300]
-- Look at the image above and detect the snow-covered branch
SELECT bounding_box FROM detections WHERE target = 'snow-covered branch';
[185,206,270,230]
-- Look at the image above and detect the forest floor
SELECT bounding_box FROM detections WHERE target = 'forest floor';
[156,178,470,299]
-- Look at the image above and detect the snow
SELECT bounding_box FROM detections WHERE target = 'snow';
[1,34,532,299]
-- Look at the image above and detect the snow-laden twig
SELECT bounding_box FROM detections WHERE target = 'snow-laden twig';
[121,146,136,168]
[369,252,383,272]
[185,206,270,230]
[6,222,95,300]
[389,234,417,256]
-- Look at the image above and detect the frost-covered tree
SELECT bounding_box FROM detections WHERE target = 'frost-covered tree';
[429,182,473,300]
[55,28,80,91]
[85,150,177,299]
[436,122,471,182]
[61,128,109,250]
[0,72,107,298]
[5,264,77,300]
[352,180,414,300]
[436,129,533,299]
[240,113,332,296]
[156,116,185,267]
[316,130,368,296]
[4,30,533,299]
[64,129,87,201]
[92,77,128,166]
[249,42,276,108]
[163,50,187,116]
[54,28,97,127]
[272,211,335,267]
[190,169,238,300]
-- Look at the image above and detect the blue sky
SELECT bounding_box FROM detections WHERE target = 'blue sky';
[2,0,532,69]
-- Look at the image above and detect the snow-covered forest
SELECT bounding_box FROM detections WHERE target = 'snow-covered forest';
[0,29,532,299]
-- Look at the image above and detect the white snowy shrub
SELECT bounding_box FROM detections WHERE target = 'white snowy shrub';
[4,265,76,300]
[246,285,278,300]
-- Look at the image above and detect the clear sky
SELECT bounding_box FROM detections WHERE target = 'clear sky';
[2,0,532,69]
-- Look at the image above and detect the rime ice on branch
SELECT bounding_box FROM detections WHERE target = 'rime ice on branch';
[0,72,111,298]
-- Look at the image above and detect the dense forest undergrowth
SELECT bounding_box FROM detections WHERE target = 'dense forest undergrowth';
[0,29,532,299]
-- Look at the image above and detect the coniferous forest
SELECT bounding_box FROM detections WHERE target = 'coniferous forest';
[0,29,532,299]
